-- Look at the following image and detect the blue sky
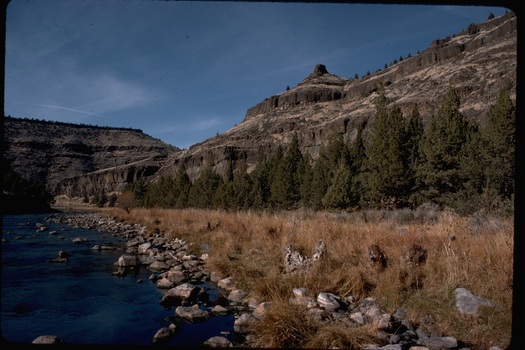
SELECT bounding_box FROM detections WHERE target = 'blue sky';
[4,0,511,149]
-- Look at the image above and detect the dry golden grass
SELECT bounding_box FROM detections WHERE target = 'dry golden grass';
[103,207,513,349]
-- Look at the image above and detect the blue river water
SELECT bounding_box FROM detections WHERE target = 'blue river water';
[1,213,234,346]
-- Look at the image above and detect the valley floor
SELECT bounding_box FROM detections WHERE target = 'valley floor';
[97,206,513,349]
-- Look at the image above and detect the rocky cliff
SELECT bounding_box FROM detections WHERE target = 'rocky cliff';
[2,117,179,197]
[155,11,516,182]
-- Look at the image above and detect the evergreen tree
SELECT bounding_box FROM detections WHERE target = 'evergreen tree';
[298,152,314,207]
[417,86,474,208]
[130,178,147,207]
[310,150,330,209]
[326,131,351,170]
[460,86,515,214]
[232,160,254,209]
[215,159,235,209]
[456,123,485,214]
[404,105,425,207]
[142,176,171,208]
[270,133,303,208]
[249,152,272,208]
[173,164,192,208]
[365,92,409,208]
[322,157,353,209]
[187,162,221,208]
[482,85,515,202]
[349,124,367,208]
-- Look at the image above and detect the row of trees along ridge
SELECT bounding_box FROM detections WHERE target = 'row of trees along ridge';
[122,84,514,216]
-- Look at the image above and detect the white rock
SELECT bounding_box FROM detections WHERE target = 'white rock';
[317,292,344,311]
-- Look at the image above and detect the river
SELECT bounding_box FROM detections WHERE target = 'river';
[1,212,235,346]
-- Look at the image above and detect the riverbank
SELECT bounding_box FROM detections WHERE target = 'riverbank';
[51,195,109,213]
[56,207,512,349]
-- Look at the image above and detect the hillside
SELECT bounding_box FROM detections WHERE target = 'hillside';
[155,11,516,182]
[1,11,517,199]
[2,117,179,196]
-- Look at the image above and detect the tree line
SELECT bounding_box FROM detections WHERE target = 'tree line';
[122,84,515,216]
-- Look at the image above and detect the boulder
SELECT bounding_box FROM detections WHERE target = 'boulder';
[156,277,175,289]
[317,292,346,311]
[283,245,311,273]
[417,336,458,349]
[116,254,139,267]
[292,287,310,298]
[204,336,232,348]
[149,260,169,271]
[454,287,495,316]
[175,305,209,322]
[167,270,188,284]
[172,283,200,300]
[234,313,257,334]
[217,277,235,291]
[152,327,174,343]
[227,289,248,304]
[211,305,229,315]
[32,335,64,344]
[137,242,152,254]
[159,283,200,307]
[252,302,272,320]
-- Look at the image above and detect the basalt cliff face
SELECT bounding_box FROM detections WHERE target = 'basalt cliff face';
[2,12,517,198]
[155,11,517,182]
[2,117,179,197]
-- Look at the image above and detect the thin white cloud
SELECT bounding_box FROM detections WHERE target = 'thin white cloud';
[9,101,106,118]
[73,74,161,113]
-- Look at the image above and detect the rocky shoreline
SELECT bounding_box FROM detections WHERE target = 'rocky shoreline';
[39,212,500,349]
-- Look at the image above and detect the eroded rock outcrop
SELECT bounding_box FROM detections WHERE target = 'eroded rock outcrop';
[155,12,516,183]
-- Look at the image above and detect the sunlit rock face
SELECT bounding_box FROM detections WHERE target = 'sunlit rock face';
[156,12,516,182]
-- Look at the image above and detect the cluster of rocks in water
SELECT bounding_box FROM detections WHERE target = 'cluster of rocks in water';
[40,212,500,349]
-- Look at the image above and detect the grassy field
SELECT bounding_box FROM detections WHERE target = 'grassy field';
[102,207,513,349]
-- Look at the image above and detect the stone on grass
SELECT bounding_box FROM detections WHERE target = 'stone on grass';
[454,287,495,316]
